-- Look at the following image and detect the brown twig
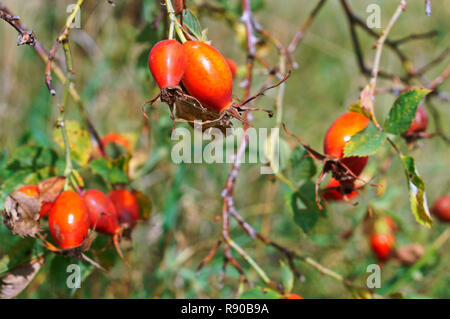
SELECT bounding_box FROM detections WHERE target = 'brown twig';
[0,2,104,156]
[45,0,85,95]
[0,4,35,46]
[287,0,327,69]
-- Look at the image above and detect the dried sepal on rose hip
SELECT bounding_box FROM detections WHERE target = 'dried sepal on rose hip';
[1,176,66,237]
[2,190,41,237]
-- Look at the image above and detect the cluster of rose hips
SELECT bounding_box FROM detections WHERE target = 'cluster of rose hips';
[15,182,140,259]
[320,105,430,202]
[146,38,270,130]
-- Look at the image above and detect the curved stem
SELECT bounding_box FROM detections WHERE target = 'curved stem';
[165,0,187,43]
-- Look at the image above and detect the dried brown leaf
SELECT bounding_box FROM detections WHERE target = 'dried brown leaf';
[37,176,65,204]
[395,243,425,266]
[2,191,41,237]
[175,99,232,134]
[0,256,44,299]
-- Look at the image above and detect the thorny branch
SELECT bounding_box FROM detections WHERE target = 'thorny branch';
[195,0,374,296]
[0,2,105,156]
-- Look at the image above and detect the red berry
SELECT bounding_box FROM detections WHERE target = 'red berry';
[18,185,39,197]
[109,189,139,226]
[324,112,370,176]
[322,178,357,201]
[101,133,131,153]
[285,293,304,299]
[225,58,237,78]
[370,233,395,261]
[148,39,187,89]
[83,190,121,235]
[182,41,233,112]
[403,106,428,136]
[431,195,450,222]
[48,190,90,250]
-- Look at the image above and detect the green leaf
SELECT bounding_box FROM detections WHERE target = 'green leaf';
[289,181,322,233]
[290,146,316,180]
[89,157,129,185]
[182,10,204,40]
[280,261,294,293]
[384,89,431,135]
[53,120,93,166]
[0,238,45,276]
[239,287,281,299]
[344,122,386,157]
[401,155,433,228]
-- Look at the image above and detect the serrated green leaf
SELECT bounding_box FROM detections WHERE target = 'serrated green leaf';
[182,10,203,40]
[290,146,316,180]
[53,120,93,166]
[401,155,432,228]
[289,181,321,233]
[239,287,281,299]
[384,89,431,135]
[280,261,294,293]
[344,122,386,157]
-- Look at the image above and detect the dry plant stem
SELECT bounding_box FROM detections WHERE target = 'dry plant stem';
[0,3,105,155]
[340,0,421,81]
[229,208,372,291]
[60,39,74,190]
[369,0,407,101]
[287,0,327,69]
[45,0,85,95]
[428,64,450,90]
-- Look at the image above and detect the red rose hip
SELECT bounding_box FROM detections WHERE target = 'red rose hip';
[370,233,395,261]
[83,189,121,235]
[182,41,233,112]
[109,189,140,226]
[49,190,90,250]
[148,39,187,89]
[403,106,428,137]
[324,112,370,176]
[431,195,450,222]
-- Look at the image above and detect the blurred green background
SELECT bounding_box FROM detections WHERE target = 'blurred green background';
[0,0,449,298]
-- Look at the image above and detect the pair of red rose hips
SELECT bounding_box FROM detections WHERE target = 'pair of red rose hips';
[148,39,236,113]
